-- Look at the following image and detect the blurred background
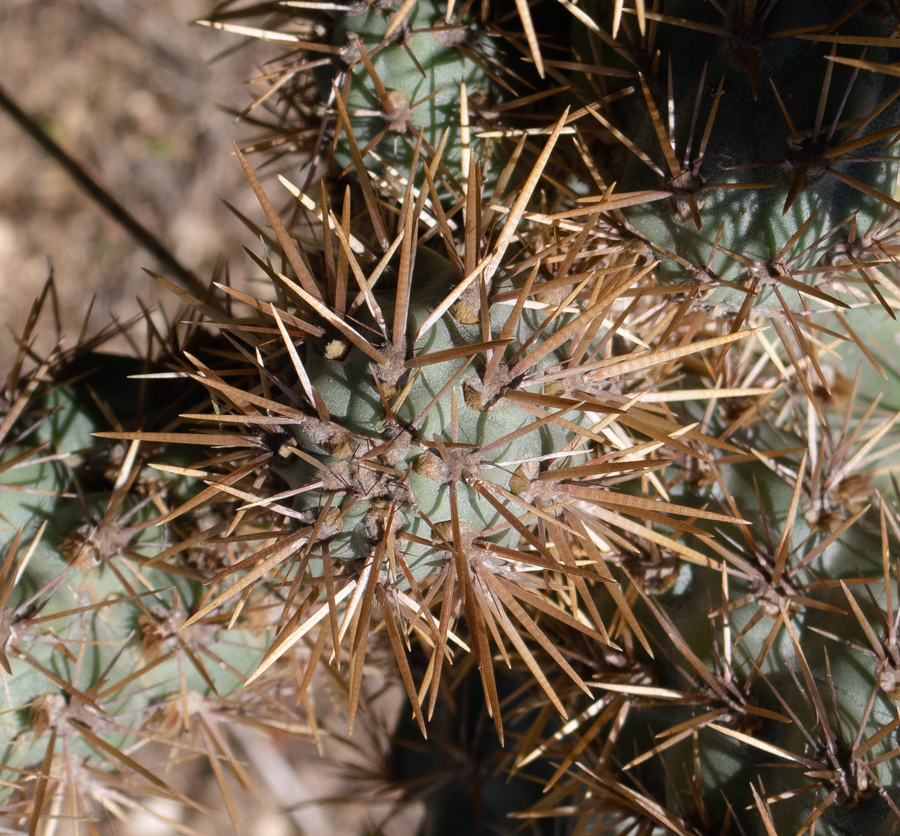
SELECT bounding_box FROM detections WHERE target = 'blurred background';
[0,0,264,366]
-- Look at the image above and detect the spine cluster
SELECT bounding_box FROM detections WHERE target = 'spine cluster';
[2,2,900,834]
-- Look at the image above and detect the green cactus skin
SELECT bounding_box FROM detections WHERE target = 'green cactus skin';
[0,357,276,817]
[274,247,572,579]
[322,0,506,186]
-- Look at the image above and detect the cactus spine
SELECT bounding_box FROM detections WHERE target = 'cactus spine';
[4,1,900,835]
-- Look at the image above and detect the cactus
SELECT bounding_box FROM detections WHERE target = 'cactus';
[317,0,509,185]
[193,2,900,834]
[584,2,900,288]
[4,1,900,835]
[0,297,298,832]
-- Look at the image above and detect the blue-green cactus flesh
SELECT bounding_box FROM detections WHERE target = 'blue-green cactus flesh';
[274,247,574,581]
[323,0,506,188]
[0,377,273,803]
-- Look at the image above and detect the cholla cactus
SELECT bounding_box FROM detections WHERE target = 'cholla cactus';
[4,1,900,835]
[0,291,303,833]
[583,2,900,286]
[154,137,755,739]
[191,1,900,833]
[321,0,510,181]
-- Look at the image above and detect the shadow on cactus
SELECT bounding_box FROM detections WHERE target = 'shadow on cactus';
[575,2,900,300]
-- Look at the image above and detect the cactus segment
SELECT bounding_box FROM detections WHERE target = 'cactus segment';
[0,354,277,818]
[589,1,900,288]
[275,247,573,578]
[323,0,505,185]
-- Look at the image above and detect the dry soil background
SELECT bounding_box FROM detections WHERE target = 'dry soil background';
[0,2,421,834]
[0,0,265,366]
